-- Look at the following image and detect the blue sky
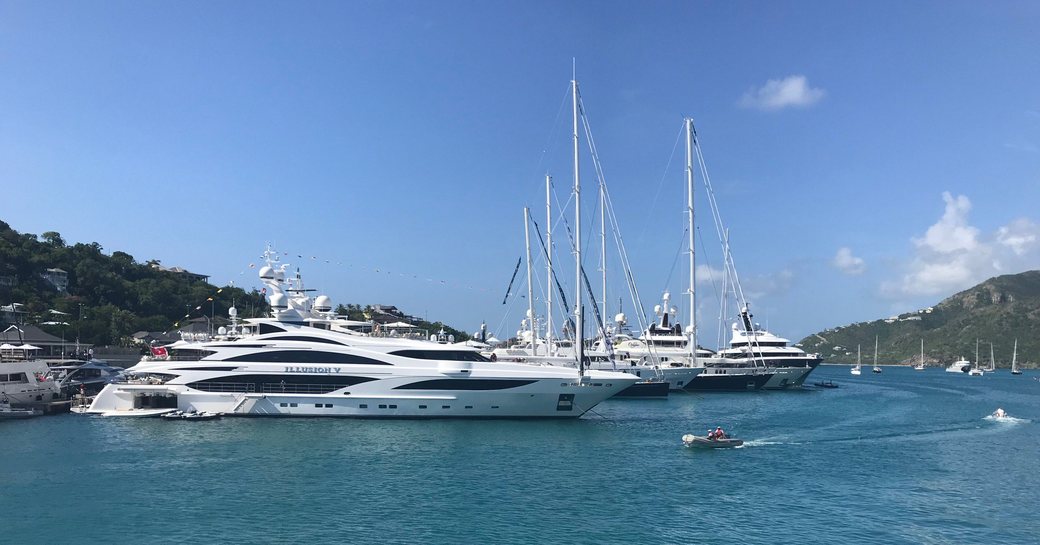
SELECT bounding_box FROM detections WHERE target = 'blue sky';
[3,1,1039,345]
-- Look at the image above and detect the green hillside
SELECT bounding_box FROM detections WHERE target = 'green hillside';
[0,220,469,347]
[798,271,1040,368]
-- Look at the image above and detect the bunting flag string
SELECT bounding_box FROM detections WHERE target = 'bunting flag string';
[228,249,503,299]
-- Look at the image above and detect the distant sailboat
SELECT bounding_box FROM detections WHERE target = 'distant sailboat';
[986,343,996,373]
[872,336,882,373]
[914,339,925,371]
[851,345,862,375]
[968,339,984,376]
[1011,339,1022,375]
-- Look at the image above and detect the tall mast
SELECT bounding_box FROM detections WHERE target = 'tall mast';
[685,117,696,359]
[572,77,584,376]
[600,151,608,343]
[874,335,879,367]
[523,207,538,355]
[545,175,553,356]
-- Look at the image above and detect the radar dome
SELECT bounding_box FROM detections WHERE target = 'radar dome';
[314,295,332,312]
[258,266,275,280]
[270,293,287,310]
[218,326,227,335]
[654,305,662,315]
[614,312,627,325]
[228,306,238,318]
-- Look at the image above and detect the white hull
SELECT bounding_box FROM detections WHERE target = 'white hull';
[1,360,63,405]
[88,369,637,419]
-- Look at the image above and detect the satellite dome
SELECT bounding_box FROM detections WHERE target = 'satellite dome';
[270,293,287,310]
[228,306,238,318]
[258,266,275,280]
[313,295,332,312]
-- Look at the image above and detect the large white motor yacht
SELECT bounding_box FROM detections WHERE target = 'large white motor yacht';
[89,251,638,418]
[716,307,821,389]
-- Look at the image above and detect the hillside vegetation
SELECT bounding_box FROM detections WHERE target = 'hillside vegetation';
[798,271,1040,368]
[0,220,468,346]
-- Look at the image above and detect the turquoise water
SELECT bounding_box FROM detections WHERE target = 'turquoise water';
[3,366,1038,544]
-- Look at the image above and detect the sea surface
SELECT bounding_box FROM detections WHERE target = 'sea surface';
[3,365,1038,544]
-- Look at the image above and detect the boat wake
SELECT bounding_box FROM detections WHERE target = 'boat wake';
[736,439,795,448]
[983,415,1030,424]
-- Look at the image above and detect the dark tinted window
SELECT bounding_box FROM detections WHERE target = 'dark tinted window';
[224,350,390,365]
[186,374,376,394]
[264,335,345,345]
[395,379,536,390]
[258,323,286,334]
[389,350,490,362]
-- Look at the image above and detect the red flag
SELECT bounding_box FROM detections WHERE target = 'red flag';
[150,346,169,358]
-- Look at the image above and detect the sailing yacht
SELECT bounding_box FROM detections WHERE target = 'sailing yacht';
[985,343,996,373]
[871,336,882,373]
[913,339,925,370]
[1011,339,1022,375]
[491,81,697,394]
[968,339,984,376]
[660,118,780,391]
[88,248,638,418]
[851,345,862,375]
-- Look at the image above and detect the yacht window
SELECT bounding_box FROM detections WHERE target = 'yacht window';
[395,379,537,391]
[315,404,323,408]
[280,403,288,407]
[389,350,490,362]
[186,374,376,394]
[0,373,28,383]
[359,404,368,409]
[258,323,286,334]
[167,349,218,360]
[290,403,298,407]
[263,335,345,345]
[389,404,397,409]
[224,350,391,365]
[419,405,427,409]
[378,404,387,409]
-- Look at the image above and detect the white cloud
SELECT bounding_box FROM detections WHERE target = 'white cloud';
[833,247,866,275]
[914,192,979,253]
[738,75,825,111]
[695,264,726,286]
[882,193,1040,299]
[997,218,1040,256]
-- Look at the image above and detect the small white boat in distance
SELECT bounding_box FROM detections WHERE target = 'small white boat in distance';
[871,336,882,373]
[1011,339,1022,375]
[851,345,862,375]
[946,357,971,373]
[914,339,926,370]
[682,434,743,449]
